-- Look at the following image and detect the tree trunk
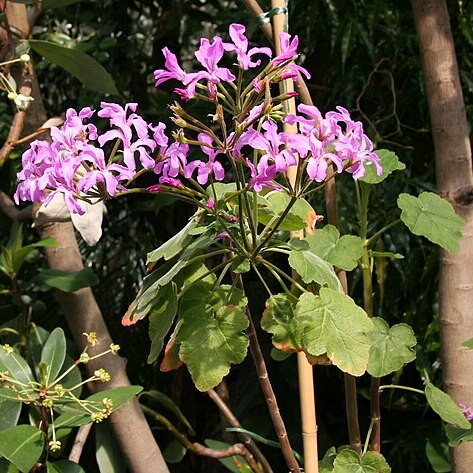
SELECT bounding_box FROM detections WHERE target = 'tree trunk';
[411,1,473,471]
[1,4,170,472]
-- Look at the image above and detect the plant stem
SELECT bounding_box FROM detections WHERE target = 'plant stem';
[358,182,381,453]
[324,166,362,456]
[365,219,402,248]
[378,384,425,395]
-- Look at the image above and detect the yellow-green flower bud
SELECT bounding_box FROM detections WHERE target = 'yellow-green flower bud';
[20,54,30,62]
[79,353,90,364]
[2,344,13,355]
[94,368,111,382]
[49,440,61,452]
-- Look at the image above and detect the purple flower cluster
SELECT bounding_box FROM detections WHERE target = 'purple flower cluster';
[15,23,382,215]
[154,23,309,100]
[14,103,187,214]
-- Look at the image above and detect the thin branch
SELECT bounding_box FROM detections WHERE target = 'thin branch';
[0,190,34,221]
[142,405,261,472]
[207,388,275,473]
[68,423,93,463]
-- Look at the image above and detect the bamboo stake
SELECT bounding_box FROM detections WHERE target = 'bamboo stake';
[271,2,319,472]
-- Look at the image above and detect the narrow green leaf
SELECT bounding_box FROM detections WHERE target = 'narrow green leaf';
[148,283,178,363]
[333,449,391,472]
[147,220,197,263]
[288,249,342,291]
[12,237,58,275]
[224,428,304,464]
[306,225,364,270]
[40,327,66,385]
[55,386,142,428]
[35,268,98,292]
[0,426,44,473]
[139,390,195,435]
[204,439,250,472]
[46,461,86,473]
[367,318,416,377]
[425,382,471,428]
[28,40,118,94]
[445,422,473,447]
[0,400,21,430]
[0,346,34,385]
[95,423,126,473]
[425,438,451,473]
[296,289,374,376]
[398,192,464,253]
[178,285,249,391]
[361,149,405,184]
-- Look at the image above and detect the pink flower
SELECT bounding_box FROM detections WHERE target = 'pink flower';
[223,23,272,70]
[194,36,236,99]
[183,133,225,185]
[272,32,310,81]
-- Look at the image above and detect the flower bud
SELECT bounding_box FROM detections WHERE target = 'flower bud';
[49,440,61,452]
[20,54,30,62]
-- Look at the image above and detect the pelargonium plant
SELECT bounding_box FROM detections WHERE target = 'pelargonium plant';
[14,22,468,473]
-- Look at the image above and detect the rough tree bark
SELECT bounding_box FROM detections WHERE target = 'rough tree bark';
[1,3,170,472]
[411,1,473,471]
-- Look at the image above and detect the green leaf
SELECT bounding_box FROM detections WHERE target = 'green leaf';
[0,426,44,473]
[462,337,473,349]
[225,428,304,464]
[296,289,374,376]
[178,285,249,391]
[367,318,416,377]
[398,192,464,253]
[288,248,342,291]
[40,327,66,385]
[42,0,83,8]
[147,283,179,363]
[333,449,391,472]
[231,258,250,274]
[361,149,405,184]
[0,400,21,430]
[11,237,57,275]
[306,225,364,270]
[163,440,187,464]
[139,390,195,436]
[95,423,126,473]
[425,382,471,428]
[425,438,451,473]
[55,386,142,428]
[445,422,473,447]
[261,294,301,352]
[0,458,20,473]
[0,346,34,385]
[28,40,118,95]
[46,461,86,473]
[319,447,337,472]
[35,268,98,292]
[258,192,314,231]
[147,220,197,263]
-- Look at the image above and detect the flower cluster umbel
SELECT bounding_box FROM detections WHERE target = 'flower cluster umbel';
[0,334,119,453]
[15,23,381,216]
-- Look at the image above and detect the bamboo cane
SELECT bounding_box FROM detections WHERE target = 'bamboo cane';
[271,2,319,472]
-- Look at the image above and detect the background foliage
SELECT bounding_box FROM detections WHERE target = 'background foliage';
[1,0,472,471]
